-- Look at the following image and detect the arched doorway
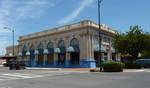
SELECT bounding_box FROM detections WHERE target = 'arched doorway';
[94,44,106,67]
[22,45,27,66]
[94,44,100,67]
[37,43,44,66]
[47,41,54,65]
[58,40,66,66]
[70,38,80,65]
[29,44,35,67]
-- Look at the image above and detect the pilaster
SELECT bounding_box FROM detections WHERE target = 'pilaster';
[34,54,38,66]
[44,54,47,66]
[65,52,70,67]
[54,53,58,66]
[79,30,96,68]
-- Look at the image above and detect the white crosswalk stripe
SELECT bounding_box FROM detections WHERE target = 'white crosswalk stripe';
[0,73,46,81]
[0,72,74,81]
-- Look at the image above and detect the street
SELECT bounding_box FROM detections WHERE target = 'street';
[0,67,150,88]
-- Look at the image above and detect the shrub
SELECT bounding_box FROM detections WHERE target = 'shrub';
[124,62,141,69]
[103,61,125,72]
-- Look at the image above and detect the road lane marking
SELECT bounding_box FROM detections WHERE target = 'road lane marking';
[2,74,33,78]
[0,72,77,81]
[12,73,43,78]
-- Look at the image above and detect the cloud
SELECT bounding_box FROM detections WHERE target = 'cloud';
[0,0,55,55]
[58,0,95,24]
[0,0,55,27]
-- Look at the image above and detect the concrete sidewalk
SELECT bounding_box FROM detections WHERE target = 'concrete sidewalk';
[26,67,61,71]
[26,67,92,72]
[123,69,150,72]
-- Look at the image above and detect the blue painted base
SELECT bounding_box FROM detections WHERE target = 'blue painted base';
[26,59,96,68]
[65,60,70,67]
[27,60,36,67]
[43,60,47,67]
[53,60,58,66]
[80,59,96,68]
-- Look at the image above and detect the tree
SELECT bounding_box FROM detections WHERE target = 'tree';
[114,25,150,62]
[141,32,150,58]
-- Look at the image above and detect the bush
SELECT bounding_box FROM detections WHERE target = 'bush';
[103,61,125,72]
[124,62,141,69]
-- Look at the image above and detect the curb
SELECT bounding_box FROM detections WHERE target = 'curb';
[26,67,61,71]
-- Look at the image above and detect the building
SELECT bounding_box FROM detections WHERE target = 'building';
[6,45,19,56]
[6,20,120,68]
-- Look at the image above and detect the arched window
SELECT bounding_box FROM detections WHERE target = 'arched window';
[70,38,80,52]
[47,41,53,48]
[29,43,35,50]
[29,43,35,55]
[58,40,65,53]
[70,38,79,46]
[22,44,27,56]
[47,41,54,53]
[22,44,27,51]
[37,42,44,55]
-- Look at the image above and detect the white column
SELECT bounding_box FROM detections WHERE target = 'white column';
[101,53,104,61]
[65,52,70,66]
[44,54,47,66]
[107,52,111,61]
[26,55,30,66]
[35,55,38,66]
[54,53,58,66]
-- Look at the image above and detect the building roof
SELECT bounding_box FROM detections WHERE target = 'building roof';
[19,20,118,41]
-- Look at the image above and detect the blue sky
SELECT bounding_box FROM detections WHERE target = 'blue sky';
[0,0,150,55]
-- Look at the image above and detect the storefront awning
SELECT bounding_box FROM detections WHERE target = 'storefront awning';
[34,50,39,55]
[67,46,74,52]
[18,52,22,56]
[43,49,48,54]
[54,48,60,53]
[9,53,13,56]
[26,51,30,56]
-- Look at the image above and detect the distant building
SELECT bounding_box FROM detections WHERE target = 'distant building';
[6,20,120,68]
[6,45,19,56]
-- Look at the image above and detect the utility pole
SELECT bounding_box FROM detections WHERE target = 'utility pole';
[98,0,103,72]
[4,27,15,56]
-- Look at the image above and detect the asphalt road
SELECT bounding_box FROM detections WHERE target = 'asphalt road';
[0,67,150,88]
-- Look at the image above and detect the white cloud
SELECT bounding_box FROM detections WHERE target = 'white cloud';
[0,0,55,55]
[58,0,95,24]
[0,0,55,27]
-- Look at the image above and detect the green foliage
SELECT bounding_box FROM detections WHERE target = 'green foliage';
[141,50,150,58]
[103,61,125,72]
[114,25,150,61]
[124,62,141,69]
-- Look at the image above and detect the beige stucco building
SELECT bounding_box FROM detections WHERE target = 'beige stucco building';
[6,45,19,56]
[6,20,120,68]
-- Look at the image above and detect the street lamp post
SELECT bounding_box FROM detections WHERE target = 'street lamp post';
[4,27,15,56]
[98,0,103,72]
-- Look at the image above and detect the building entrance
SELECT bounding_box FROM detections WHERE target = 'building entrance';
[38,55,44,65]
[70,52,79,65]
[94,52,101,67]
[58,53,65,65]
[47,54,53,64]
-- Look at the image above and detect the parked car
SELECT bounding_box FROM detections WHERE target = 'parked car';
[134,59,150,68]
[9,60,26,70]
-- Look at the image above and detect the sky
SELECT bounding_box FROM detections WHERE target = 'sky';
[0,0,150,55]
